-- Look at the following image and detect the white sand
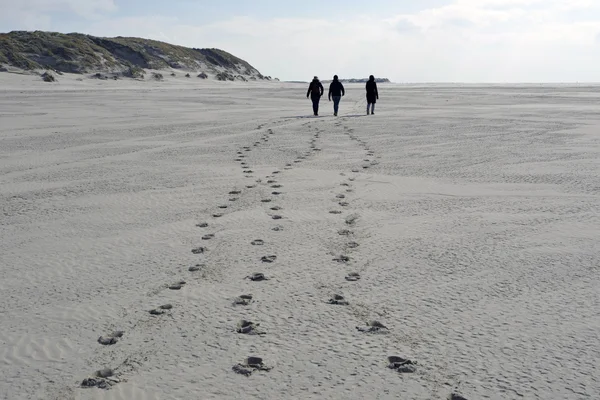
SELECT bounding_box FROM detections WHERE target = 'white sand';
[1,72,599,400]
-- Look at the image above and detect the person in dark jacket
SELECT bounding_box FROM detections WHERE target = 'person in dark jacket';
[328,75,345,116]
[307,76,324,116]
[365,75,379,115]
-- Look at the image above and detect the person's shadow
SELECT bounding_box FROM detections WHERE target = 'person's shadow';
[284,114,367,119]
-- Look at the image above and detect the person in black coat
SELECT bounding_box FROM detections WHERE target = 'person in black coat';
[328,75,345,116]
[365,75,379,115]
[306,76,324,116]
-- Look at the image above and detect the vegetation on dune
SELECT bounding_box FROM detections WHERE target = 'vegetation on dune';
[0,31,267,80]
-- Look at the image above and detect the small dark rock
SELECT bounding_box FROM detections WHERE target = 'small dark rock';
[41,72,56,82]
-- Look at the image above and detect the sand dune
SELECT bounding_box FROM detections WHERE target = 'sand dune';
[1,73,599,399]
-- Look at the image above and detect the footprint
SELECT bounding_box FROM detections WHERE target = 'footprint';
[333,255,350,263]
[328,294,349,305]
[237,320,265,335]
[346,189,354,193]
[169,281,186,290]
[97,331,124,346]
[246,273,268,281]
[272,226,284,232]
[346,242,359,249]
[338,229,353,236]
[243,170,254,174]
[232,357,272,376]
[270,206,282,211]
[251,239,265,246]
[196,222,209,228]
[388,356,416,373]
[294,160,301,163]
[362,166,370,169]
[345,215,358,225]
[218,205,228,209]
[261,199,272,203]
[271,184,283,188]
[229,198,239,202]
[340,183,350,187]
[329,210,342,214]
[189,264,204,272]
[356,321,389,334]
[336,194,346,199]
[272,171,281,174]
[261,255,277,263]
[149,304,173,315]
[233,294,253,306]
[267,180,277,184]
[351,169,360,173]
[81,369,118,389]
[202,234,215,240]
[271,215,283,220]
[192,247,206,254]
[348,178,355,182]
[213,213,224,218]
[345,272,361,281]
[246,185,256,189]
[271,191,282,195]
[339,202,349,207]
[448,394,469,400]
[229,190,242,195]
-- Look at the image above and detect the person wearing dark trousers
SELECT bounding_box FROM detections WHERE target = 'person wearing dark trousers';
[328,75,345,116]
[307,76,324,116]
[365,75,379,115]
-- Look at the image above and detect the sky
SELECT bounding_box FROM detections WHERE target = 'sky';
[2,0,600,82]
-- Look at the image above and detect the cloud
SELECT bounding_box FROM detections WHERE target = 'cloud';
[0,0,116,29]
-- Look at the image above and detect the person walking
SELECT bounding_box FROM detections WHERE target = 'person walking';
[365,75,379,115]
[328,75,345,116]
[307,76,324,116]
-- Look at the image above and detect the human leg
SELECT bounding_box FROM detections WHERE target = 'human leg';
[332,96,341,115]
